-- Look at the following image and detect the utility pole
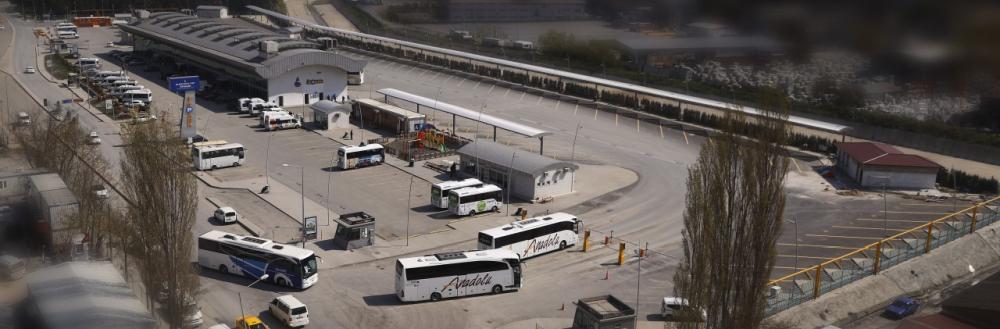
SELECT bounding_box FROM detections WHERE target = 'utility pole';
[570,122,582,192]
[282,163,306,247]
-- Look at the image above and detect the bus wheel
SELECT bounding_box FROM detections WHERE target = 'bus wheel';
[211,165,218,170]
[233,162,240,167]
[218,265,228,274]
[277,277,289,287]
[468,210,476,216]
[430,292,442,301]
[492,285,503,294]
[560,241,567,250]
[491,206,499,212]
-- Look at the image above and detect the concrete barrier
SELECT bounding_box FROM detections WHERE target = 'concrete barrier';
[770,221,1000,328]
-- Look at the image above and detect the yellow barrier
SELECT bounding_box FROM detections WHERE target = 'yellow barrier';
[767,195,1000,300]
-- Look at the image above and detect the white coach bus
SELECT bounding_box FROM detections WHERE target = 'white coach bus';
[430,178,483,209]
[448,184,503,216]
[192,142,245,170]
[478,213,581,259]
[395,249,522,302]
[198,230,319,289]
[336,144,384,170]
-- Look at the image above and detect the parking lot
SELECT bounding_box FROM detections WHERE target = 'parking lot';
[45,22,988,329]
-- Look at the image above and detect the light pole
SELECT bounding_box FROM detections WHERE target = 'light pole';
[405,176,413,246]
[505,150,517,216]
[282,163,306,247]
[785,219,798,271]
[634,244,642,328]
[570,122,582,192]
[326,151,334,226]
[262,131,273,193]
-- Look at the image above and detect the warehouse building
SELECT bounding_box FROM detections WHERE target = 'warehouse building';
[26,261,156,329]
[457,140,578,202]
[447,0,588,22]
[120,11,366,107]
[835,142,942,189]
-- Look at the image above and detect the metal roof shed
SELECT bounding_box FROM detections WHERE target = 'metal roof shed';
[457,139,577,176]
[28,261,156,329]
[378,88,552,154]
[311,100,351,130]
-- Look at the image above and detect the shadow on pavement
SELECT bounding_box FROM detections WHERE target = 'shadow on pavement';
[362,294,403,307]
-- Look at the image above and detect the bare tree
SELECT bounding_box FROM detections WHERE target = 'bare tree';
[674,92,790,329]
[119,118,200,328]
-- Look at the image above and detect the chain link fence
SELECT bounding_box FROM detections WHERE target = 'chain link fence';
[765,196,1000,315]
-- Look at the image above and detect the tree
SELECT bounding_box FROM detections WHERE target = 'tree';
[673,91,790,329]
[119,118,199,328]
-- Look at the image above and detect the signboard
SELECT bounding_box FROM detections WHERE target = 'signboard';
[104,99,112,110]
[179,91,197,139]
[303,216,318,240]
[168,76,201,93]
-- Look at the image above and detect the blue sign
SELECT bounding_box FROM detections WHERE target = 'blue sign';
[168,76,201,93]
[185,107,194,113]
[61,99,73,104]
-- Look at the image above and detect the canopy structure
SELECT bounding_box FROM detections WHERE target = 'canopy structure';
[378,88,552,154]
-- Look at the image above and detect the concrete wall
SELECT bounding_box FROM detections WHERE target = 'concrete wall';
[860,167,937,190]
[267,65,348,107]
[0,173,37,203]
[769,221,1000,328]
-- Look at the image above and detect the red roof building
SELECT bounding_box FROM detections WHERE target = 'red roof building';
[835,142,942,189]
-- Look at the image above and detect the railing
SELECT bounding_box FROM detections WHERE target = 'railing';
[765,195,1000,315]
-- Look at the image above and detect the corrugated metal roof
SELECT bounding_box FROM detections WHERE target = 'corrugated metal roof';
[120,12,365,79]
[457,139,578,176]
[247,5,850,134]
[29,173,68,192]
[838,142,940,169]
[355,98,425,120]
[29,262,156,329]
[378,88,550,138]
[40,188,78,207]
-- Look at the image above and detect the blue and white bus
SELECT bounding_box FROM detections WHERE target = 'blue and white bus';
[198,230,319,289]
[336,144,384,170]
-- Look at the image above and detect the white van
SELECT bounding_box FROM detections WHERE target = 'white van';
[269,295,309,328]
[122,89,153,105]
[92,70,125,80]
[57,31,78,39]
[77,57,100,67]
[259,108,289,126]
[17,112,30,126]
[237,97,265,113]
[112,84,144,96]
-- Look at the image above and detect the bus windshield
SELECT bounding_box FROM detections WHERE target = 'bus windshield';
[448,193,459,207]
[431,186,442,201]
[301,256,318,277]
[478,232,493,248]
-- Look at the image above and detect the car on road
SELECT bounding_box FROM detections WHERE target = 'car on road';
[24,66,36,74]
[213,206,239,224]
[106,41,114,47]
[883,296,919,319]
[236,316,269,329]
[183,297,204,328]
[17,112,31,126]
[268,295,309,328]
[661,297,707,321]
[92,184,109,199]
[88,131,101,145]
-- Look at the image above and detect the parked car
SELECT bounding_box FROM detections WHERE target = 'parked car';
[17,112,31,126]
[236,316,269,329]
[182,297,204,328]
[214,206,239,224]
[24,66,36,74]
[661,297,706,321]
[88,131,102,145]
[268,295,309,328]
[92,184,109,199]
[883,296,919,319]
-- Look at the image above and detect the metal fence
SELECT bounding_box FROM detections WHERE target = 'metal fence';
[765,196,1000,315]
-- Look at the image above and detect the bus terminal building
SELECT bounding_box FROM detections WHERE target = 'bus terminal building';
[457,140,578,202]
[120,10,366,107]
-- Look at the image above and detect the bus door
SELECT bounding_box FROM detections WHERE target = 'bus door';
[574,219,582,234]
[507,259,522,287]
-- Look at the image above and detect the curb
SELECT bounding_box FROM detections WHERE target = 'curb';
[204,196,265,238]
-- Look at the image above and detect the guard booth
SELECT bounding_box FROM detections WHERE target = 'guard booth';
[572,295,636,329]
[352,98,425,135]
[310,100,351,130]
[333,212,375,250]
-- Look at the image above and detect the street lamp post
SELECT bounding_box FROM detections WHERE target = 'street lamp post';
[406,176,414,246]
[570,122,582,192]
[505,151,517,216]
[785,219,798,271]
[262,131,273,193]
[282,163,306,247]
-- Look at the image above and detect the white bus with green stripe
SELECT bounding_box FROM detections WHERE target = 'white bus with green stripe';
[447,184,503,216]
